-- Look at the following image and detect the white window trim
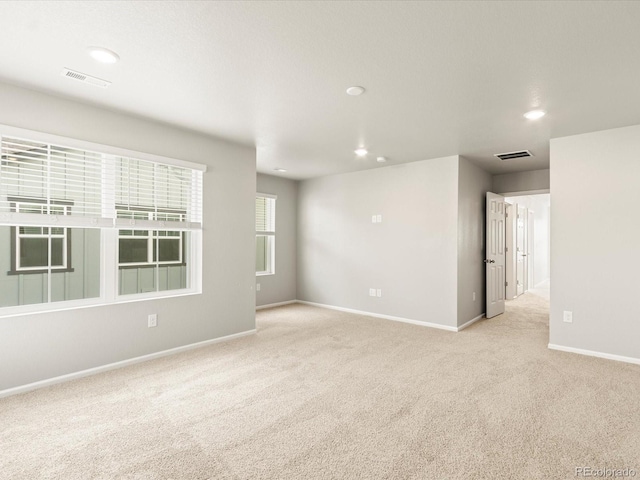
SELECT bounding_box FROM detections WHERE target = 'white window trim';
[0,124,205,318]
[117,209,185,267]
[117,231,184,267]
[256,193,276,276]
[13,202,70,272]
[15,227,68,271]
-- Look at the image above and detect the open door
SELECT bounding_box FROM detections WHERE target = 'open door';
[486,192,506,318]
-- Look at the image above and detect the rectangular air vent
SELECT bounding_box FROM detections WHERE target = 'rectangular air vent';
[494,150,533,161]
[61,68,111,88]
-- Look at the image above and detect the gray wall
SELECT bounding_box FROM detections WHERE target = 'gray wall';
[297,156,459,328]
[493,169,550,194]
[457,157,492,326]
[0,82,257,391]
[550,124,640,360]
[256,174,297,306]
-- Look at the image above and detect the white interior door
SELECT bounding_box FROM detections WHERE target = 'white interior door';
[486,192,506,318]
[516,205,527,296]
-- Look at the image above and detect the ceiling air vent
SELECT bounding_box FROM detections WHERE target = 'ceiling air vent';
[61,68,111,88]
[494,150,533,161]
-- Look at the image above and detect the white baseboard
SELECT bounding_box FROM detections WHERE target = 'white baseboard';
[457,313,485,331]
[297,300,457,332]
[256,300,297,310]
[0,329,257,399]
[548,343,640,366]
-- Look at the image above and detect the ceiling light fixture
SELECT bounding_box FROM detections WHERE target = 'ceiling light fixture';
[376,157,387,163]
[87,46,120,64]
[346,86,365,96]
[355,148,368,156]
[274,168,287,172]
[524,109,546,120]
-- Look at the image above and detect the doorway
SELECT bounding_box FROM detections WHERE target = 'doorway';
[504,193,550,301]
[485,191,551,319]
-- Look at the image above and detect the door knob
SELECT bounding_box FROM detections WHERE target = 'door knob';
[484,259,495,263]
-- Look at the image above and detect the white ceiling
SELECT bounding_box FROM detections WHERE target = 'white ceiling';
[0,1,639,179]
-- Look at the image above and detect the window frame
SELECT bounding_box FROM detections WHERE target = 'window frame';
[8,198,74,275]
[256,193,276,276]
[0,124,205,318]
[117,207,186,269]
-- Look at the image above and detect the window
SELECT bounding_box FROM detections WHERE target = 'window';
[256,194,276,275]
[117,209,185,267]
[10,200,72,273]
[0,126,205,315]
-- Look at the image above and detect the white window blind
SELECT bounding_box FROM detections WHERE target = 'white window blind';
[115,157,203,230]
[256,195,276,233]
[0,134,203,230]
[0,136,109,227]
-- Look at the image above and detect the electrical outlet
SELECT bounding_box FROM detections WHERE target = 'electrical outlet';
[256,283,261,291]
[376,214,382,223]
[563,311,573,323]
[376,289,382,297]
[473,292,476,301]
[369,288,376,297]
[371,215,377,223]
[148,314,157,328]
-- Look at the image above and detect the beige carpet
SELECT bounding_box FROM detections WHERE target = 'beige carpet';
[1,294,639,479]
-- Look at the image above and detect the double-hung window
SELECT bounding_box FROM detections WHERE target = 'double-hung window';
[0,125,205,315]
[255,194,276,275]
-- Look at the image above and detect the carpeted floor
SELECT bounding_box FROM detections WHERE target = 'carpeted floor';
[1,293,639,479]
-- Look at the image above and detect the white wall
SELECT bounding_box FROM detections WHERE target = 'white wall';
[297,156,460,329]
[256,174,297,306]
[550,124,640,360]
[0,82,257,391]
[457,157,492,326]
[493,169,549,195]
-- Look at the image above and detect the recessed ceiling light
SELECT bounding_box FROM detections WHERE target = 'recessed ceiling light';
[346,86,365,96]
[87,46,120,64]
[355,148,368,156]
[524,109,546,120]
[274,168,287,172]
[376,157,387,163]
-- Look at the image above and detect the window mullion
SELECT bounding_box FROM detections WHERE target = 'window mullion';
[102,155,117,303]
[46,143,52,304]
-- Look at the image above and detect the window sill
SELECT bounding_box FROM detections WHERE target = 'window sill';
[118,263,186,270]
[0,289,202,319]
[256,271,275,277]
[7,268,75,276]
